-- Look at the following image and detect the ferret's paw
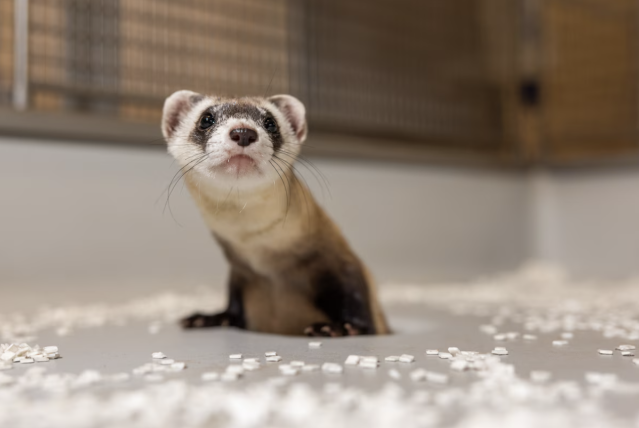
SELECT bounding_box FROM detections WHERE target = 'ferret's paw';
[304,322,361,337]
[180,312,232,329]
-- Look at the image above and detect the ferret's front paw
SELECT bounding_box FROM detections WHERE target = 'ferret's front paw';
[180,312,234,329]
[304,322,362,337]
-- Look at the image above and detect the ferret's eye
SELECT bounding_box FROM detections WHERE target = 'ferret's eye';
[264,117,278,133]
[199,113,216,130]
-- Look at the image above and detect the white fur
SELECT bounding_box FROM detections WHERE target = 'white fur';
[162,92,306,193]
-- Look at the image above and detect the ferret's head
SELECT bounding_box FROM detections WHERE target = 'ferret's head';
[162,90,307,189]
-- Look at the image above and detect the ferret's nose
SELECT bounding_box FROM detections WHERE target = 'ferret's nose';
[229,128,258,147]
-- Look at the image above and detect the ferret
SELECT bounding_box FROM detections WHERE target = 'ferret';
[161,90,389,336]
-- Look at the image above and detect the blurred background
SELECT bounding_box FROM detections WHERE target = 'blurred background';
[2,0,639,309]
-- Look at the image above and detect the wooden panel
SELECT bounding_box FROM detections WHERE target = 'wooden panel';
[540,0,639,161]
[0,0,13,104]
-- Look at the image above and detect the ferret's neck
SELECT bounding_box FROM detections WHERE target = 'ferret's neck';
[184,171,315,246]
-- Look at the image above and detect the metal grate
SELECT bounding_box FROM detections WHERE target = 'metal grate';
[0,0,512,154]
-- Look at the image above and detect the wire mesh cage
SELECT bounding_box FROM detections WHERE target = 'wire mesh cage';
[0,0,638,163]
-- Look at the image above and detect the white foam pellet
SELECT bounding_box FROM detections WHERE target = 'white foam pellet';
[385,356,399,362]
[530,370,552,383]
[399,354,415,363]
[461,351,479,356]
[308,342,322,349]
[20,358,34,364]
[321,363,343,374]
[480,325,497,335]
[438,353,452,359]
[159,359,175,365]
[598,349,613,355]
[633,358,639,365]
[359,360,379,369]
[493,334,507,341]
[290,361,305,367]
[221,372,240,382]
[561,332,574,340]
[144,374,164,382]
[621,351,635,357]
[426,350,439,356]
[109,373,130,383]
[266,356,282,362]
[278,364,292,371]
[388,368,401,380]
[280,367,299,376]
[264,352,277,357]
[201,372,219,381]
[523,334,538,340]
[425,372,449,384]
[552,340,568,346]
[243,358,259,363]
[151,352,166,359]
[242,361,261,371]
[506,332,519,340]
[43,346,58,353]
[617,344,636,351]
[344,355,361,365]
[450,360,469,372]
[361,356,379,364]
[448,347,460,355]
[226,365,244,375]
[33,356,49,362]
[410,369,427,382]
[1,352,16,362]
[492,348,508,355]
[302,364,320,372]
[229,354,242,360]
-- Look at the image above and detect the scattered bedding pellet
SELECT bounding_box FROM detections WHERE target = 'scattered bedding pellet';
[480,325,497,335]
[617,345,636,351]
[226,365,244,375]
[633,358,639,365]
[308,342,322,349]
[450,360,468,372]
[448,347,460,355]
[321,363,343,374]
[553,340,568,346]
[492,348,508,355]
[151,352,166,359]
[290,361,305,367]
[144,374,164,382]
[399,354,415,363]
[280,367,299,376]
[561,332,574,340]
[344,355,361,365]
[229,354,243,360]
[506,332,519,340]
[388,368,401,380]
[242,361,261,371]
[159,359,175,365]
[530,370,552,383]
[425,371,449,384]
[171,362,186,371]
[523,334,538,340]
[201,372,219,382]
[598,349,613,355]
[438,352,452,359]
[302,364,320,372]
[621,351,635,357]
[493,334,507,341]
[410,369,427,382]
[385,356,399,362]
[359,360,379,369]
[264,352,277,357]
[426,350,439,356]
[221,372,240,382]
[266,355,282,362]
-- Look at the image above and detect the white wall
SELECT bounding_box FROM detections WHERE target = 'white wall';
[528,167,639,279]
[0,137,529,308]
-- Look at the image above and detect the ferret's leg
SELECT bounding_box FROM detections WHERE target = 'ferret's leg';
[304,267,376,337]
[180,269,247,329]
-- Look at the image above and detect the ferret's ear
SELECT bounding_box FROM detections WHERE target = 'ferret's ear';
[162,90,204,140]
[268,95,307,142]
